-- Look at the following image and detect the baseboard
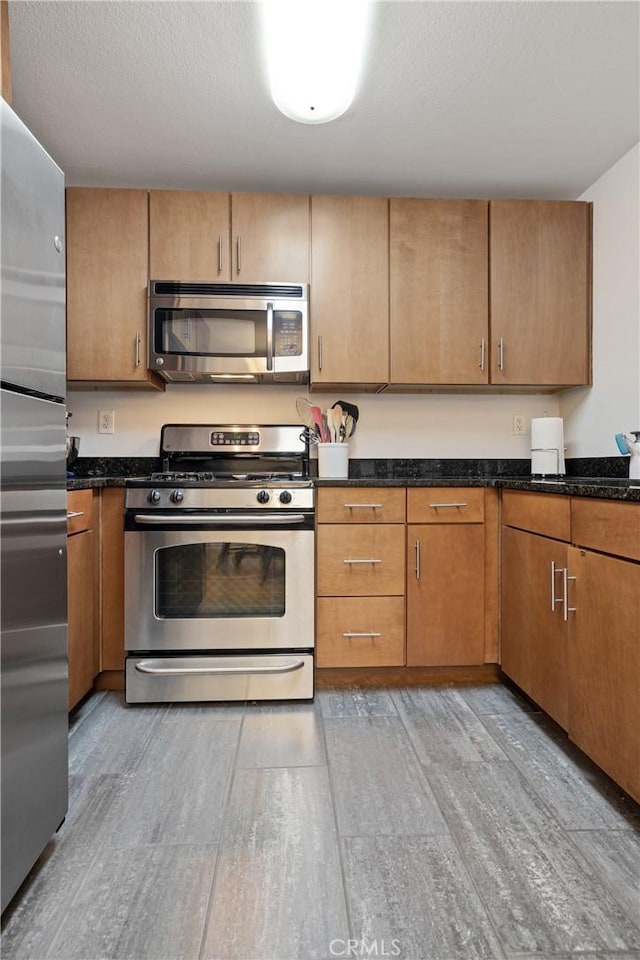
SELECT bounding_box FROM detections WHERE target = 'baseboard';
[315,663,501,688]
[94,670,125,691]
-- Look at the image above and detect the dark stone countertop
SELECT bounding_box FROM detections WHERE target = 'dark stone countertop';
[315,477,640,501]
[66,456,639,501]
[67,474,640,501]
[67,476,139,490]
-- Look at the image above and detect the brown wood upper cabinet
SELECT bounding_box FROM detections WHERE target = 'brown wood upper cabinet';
[490,200,591,387]
[311,195,389,388]
[149,190,310,284]
[66,188,162,389]
[390,199,489,385]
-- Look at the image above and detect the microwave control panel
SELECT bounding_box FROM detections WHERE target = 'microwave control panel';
[274,311,303,357]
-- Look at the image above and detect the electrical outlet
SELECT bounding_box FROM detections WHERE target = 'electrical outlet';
[98,410,115,434]
[513,414,526,435]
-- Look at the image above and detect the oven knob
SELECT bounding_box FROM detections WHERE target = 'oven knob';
[279,490,292,504]
[170,489,184,503]
[256,490,270,504]
[148,489,161,504]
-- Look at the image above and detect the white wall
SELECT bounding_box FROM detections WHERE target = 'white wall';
[67,384,558,460]
[560,142,640,457]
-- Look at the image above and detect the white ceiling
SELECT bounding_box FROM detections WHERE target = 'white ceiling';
[9,0,640,199]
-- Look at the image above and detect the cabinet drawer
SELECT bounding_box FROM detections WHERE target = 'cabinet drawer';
[317,597,405,667]
[502,490,570,541]
[407,487,484,523]
[317,487,405,523]
[571,498,640,561]
[317,525,405,596]
[67,489,93,535]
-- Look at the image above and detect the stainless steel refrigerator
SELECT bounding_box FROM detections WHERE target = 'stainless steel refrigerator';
[1,98,68,913]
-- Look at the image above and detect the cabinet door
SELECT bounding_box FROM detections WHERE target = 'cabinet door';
[231,192,309,283]
[66,188,161,387]
[67,530,96,709]
[149,191,230,281]
[311,195,389,386]
[406,524,485,666]
[568,547,640,803]
[490,200,590,386]
[390,199,488,384]
[501,527,569,728]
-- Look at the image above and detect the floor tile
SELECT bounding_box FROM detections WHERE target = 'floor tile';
[318,686,398,719]
[163,702,245,721]
[509,954,640,959]
[427,761,640,955]
[324,716,447,836]
[202,767,348,960]
[108,713,241,847]
[392,686,507,765]
[0,840,96,960]
[343,834,505,960]
[67,690,108,736]
[571,829,640,925]
[57,773,130,848]
[67,692,162,778]
[45,844,215,960]
[236,702,325,768]
[457,682,539,716]
[483,711,640,830]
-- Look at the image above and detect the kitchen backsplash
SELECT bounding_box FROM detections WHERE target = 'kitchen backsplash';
[66,385,561,460]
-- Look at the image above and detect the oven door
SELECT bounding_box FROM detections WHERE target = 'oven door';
[125,525,314,653]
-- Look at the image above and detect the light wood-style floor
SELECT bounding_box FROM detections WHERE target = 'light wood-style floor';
[2,683,639,960]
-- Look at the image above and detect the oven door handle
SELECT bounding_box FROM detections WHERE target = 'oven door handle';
[134,658,306,676]
[132,513,308,525]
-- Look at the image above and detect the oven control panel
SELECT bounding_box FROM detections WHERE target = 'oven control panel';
[211,430,260,447]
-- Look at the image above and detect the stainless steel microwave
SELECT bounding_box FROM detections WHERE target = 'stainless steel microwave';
[148,281,309,383]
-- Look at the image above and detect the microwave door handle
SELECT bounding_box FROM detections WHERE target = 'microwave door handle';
[266,301,274,371]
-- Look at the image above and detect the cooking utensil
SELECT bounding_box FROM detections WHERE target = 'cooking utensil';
[296,396,314,430]
[310,405,327,442]
[333,400,359,435]
[328,406,343,443]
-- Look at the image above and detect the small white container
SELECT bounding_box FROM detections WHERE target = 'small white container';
[318,443,349,479]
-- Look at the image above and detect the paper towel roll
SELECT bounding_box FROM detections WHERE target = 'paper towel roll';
[531,417,565,476]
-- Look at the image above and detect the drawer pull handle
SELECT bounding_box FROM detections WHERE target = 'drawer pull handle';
[135,658,305,677]
[343,558,382,565]
[427,502,468,509]
[342,631,381,639]
[550,560,564,611]
[66,511,84,519]
[344,503,383,509]
[562,568,577,621]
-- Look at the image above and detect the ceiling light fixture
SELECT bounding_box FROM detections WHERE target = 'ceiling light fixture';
[261,0,372,124]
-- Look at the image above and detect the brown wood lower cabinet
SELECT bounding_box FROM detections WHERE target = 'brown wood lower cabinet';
[316,597,405,668]
[568,547,640,803]
[501,493,640,804]
[67,490,98,709]
[501,526,569,729]
[406,523,485,666]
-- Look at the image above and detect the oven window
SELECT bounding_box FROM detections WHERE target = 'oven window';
[155,542,285,618]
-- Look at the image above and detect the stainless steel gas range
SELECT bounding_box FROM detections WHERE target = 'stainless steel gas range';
[124,424,315,703]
